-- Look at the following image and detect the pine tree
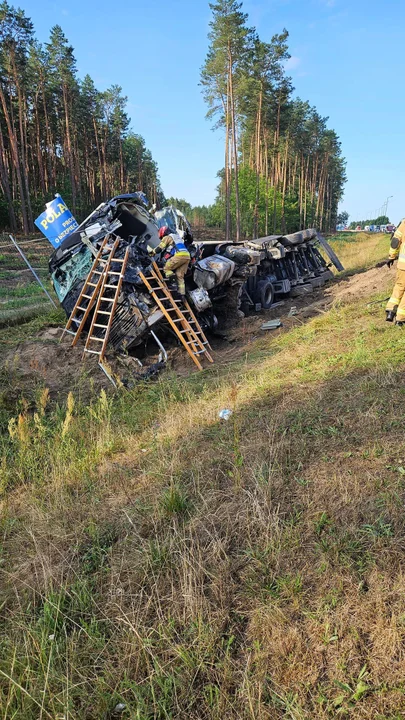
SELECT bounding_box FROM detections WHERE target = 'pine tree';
[201,0,251,240]
[0,5,164,231]
[201,1,346,236]
[0,1,34,231]
[46,25,79,213]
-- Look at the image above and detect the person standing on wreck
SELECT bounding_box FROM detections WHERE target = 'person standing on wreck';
[151,225,191,299]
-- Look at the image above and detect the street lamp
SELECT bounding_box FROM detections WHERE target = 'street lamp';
[385,196,393,219]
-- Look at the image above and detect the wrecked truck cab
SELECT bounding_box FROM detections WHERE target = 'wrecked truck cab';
[48,193,171,354]
[49,193,160,309]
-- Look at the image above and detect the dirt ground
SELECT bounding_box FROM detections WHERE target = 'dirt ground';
[0,263,394,399]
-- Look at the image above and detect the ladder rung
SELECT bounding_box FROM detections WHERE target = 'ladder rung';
[82,294,93,299]
[93,323,108,328]
[97,310,112,315]
[77,306,87,312]
[98,297,114,303]
[87,282,98,287]
[108,271,123,276]
[103,284,117,289]
[84,349,101,355]
[87,337,104,342]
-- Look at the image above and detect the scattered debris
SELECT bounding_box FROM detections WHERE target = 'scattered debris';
[219,409,233,421]
[261,319,283,330]
[112,703,126,716]
[366,297,390,307]
[288,306,298,317]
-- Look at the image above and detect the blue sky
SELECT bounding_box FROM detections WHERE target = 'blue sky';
[22,0,404,223]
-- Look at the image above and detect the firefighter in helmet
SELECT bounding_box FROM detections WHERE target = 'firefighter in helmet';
[152,226,191,298]
[386,219,405,324]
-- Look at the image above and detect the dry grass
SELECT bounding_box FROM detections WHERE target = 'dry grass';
[328,232,389,275]
[1,233,405,719]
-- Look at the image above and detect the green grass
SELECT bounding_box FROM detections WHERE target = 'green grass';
[0,246,57,326]
[0,306,64,347]
[1,232,405,718]
[0,282,53,299]
[328,231,389,274]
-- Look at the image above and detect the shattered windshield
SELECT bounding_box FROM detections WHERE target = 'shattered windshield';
[155,208,177,233]
[51,247,93,302]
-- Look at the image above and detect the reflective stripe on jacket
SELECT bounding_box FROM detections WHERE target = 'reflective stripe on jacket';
[159,233,190,258]
[172,241,189,257]
[389,219,405,269]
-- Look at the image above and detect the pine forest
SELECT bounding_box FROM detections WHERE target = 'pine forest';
[0,0,346,237]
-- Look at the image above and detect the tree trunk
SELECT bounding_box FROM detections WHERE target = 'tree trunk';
[34,97,46,196]
[119,134,124,190]
[0,83,29,232]
[10,54,33,230]
[228,47,240,241]
[281,135,289,233]
[62,83,76,213]
[224,81,231,242]
[253,86,263,239]
[0,124,17,231]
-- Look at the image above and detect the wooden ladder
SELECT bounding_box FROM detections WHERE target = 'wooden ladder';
[61,234,111,343]
[139,261,213,370]
[82,241,130,362]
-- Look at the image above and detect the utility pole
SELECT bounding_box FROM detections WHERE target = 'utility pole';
[384,195,393,220]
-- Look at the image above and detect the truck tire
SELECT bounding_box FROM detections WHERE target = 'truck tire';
[256,278,274,309]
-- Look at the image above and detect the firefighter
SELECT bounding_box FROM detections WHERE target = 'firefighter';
[386,219,405,324]
[152,226,191,298]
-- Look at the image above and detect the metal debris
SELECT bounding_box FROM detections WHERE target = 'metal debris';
[219,409,233,421]
[261,319,283,330]
[112,703,126,715]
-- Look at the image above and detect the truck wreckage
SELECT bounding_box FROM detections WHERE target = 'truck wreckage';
[47,193,343,380]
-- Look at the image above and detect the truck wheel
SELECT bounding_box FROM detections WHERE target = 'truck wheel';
[256,279,274,309]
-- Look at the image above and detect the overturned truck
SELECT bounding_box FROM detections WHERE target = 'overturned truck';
[49,193,343,358]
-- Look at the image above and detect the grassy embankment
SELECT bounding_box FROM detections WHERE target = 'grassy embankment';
[0,235,57,327]
[327,232,390,276]
[2,231,405,719]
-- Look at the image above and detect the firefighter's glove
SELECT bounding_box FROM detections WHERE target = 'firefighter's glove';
[387,259,394,269]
